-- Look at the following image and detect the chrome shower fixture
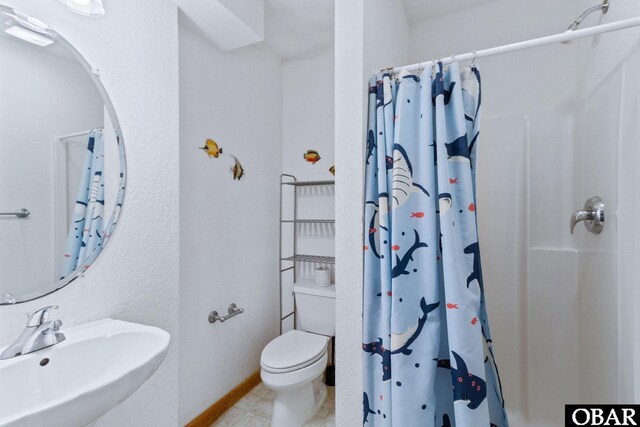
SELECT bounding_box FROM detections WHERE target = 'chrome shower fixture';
[567,0,610,32]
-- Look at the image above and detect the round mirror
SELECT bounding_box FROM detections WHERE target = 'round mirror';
[0,5,126,304]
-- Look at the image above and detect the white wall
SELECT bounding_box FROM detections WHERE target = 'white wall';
[282,47,335,182]
[335,1,409,425]
[0,1,180,426]
[178,27,282,424]
[280,48,335,328]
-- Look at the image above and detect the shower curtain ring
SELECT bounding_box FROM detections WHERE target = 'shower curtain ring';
[433,58,442,72]
[471,51,478,69]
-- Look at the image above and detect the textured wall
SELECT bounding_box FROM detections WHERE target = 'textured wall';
[178,27,282,424]
[334,1,410,425]
[0,1,180,426]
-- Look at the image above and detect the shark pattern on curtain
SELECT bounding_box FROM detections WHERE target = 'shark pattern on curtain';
[363,63,509,427]
[61,129,106,279]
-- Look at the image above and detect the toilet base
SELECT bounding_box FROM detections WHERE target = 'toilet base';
[271,377,326,427]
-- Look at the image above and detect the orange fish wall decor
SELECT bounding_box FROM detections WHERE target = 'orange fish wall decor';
[303,150,321,164]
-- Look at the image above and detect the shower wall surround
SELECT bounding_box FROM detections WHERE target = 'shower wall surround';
[574,0,640,403]
[0,0,180,426]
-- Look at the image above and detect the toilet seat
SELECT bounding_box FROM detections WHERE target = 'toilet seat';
[261,330,328,374]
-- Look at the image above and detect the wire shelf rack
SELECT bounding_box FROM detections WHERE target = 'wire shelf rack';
[281,180,335,187]
[281,255,336,265]
[279,174,336,334]
[281,219,335,224]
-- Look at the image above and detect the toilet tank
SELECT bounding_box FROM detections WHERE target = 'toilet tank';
[293,281,336,337]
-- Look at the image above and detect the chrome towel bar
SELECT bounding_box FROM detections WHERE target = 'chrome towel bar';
[209,303,244,324]
[0,209,30,218]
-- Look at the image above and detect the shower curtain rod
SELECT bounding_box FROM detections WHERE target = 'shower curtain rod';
[57,128,102,141]
[387,16,640,73]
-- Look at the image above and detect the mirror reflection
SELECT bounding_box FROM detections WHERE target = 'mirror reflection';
[0,6,125,304]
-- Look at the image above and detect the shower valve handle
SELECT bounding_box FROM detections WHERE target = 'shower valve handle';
[570,196,605,235]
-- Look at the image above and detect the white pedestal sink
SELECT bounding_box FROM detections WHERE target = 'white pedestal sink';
[0,318,170,427]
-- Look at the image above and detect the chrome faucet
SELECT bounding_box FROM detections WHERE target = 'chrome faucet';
[0,305,65,360]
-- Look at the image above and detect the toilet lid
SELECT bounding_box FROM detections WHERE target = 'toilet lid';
[261,330,328,373]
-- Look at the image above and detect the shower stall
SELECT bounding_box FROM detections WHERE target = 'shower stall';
[476,6,640,426]
[335,1,640,425]
[477,34,640,426]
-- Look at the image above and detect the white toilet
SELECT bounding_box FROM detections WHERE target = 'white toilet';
[260,282,336,427]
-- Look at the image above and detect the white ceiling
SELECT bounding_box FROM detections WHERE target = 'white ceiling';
[173,0,499,58]
[263,0,334,59]
[174,0,264,51]
[401,0,498,24]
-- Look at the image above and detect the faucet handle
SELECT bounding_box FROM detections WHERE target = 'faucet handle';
[48,319,63,332]
[570,196,605,235]
[26,305,59,327]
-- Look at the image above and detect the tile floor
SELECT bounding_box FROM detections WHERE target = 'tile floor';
[211,382,335,427]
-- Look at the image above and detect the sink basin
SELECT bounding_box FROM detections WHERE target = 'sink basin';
[0,318,170,427]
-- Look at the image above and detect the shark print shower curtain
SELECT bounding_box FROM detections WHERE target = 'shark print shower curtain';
[61,129,105,279]
[363,62,509,427]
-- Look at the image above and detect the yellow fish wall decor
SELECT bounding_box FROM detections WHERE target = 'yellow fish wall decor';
[329,165,335,176]
[303,150,321,164]
[199,138,223,158]
[230,155,245,181]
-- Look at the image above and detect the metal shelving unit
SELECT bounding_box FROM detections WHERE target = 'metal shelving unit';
[281,180,336,187]
[281,255,336,264]
[280,219,335,224]
[279,174,335,334]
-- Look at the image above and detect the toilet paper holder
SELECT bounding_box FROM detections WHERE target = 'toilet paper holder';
[209,303,244,324]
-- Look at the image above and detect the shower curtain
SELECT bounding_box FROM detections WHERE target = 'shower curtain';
[363,63,509,427]
[61,129,105,279]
